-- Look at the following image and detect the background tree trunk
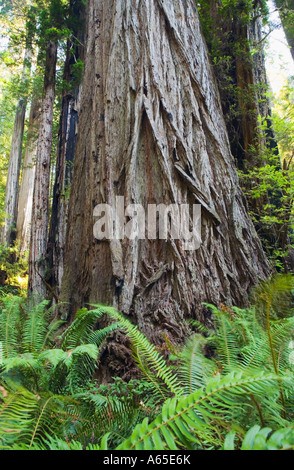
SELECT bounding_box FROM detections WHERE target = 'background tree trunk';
[1,47,32,246]
[28,41,57,298]
[275,0,294,62]
[16,97,41,253]
[197,0,289,269]
[47,92,79,297]
[198,0,278,169]
[60,0,269,375]
[249,12,278,156]
[47,0,85,297]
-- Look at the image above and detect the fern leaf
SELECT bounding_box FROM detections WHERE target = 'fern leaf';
[178,334,216,394]
[117,372,279,450]
[0,297,23,358]
[224,424,294,450]
[91,305,184,397]
[61,308,106,349]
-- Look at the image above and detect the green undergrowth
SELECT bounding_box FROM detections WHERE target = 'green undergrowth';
[0,275,293,450]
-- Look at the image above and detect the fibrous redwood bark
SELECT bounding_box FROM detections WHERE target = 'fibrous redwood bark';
[28,41,57,298]
[61,0,269,360]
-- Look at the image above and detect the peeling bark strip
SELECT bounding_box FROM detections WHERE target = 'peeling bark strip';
[28,41,57,298]
[61,1,269,347]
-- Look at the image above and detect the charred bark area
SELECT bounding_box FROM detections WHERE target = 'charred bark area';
[60,0,269,376]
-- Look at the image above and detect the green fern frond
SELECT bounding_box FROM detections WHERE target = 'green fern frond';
[189,319,212,336]
[224,424,294,450]
[0,296,23,358]
[40,318,64,351]
[38,344,99,393]
[64,345,99,392]
[0,298,62,359]
[87,323,121,347]
[0,387,37,447]
[39,436,84,450]
[0,341,3,366]
[23,300,52,353]
[131,344,169,402]
[252,274,294,324]
[0,384,82,449]
[61,308,107,349]
[241,317,294,372]
[38,349,68,368]
[2,354,40,377]
[74,391,141,446]
[178,334,217,395]
[91,305,184,397]
[117,372,279,450]
[31,433,110,450]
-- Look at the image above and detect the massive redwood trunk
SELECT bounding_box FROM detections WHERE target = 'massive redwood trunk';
[60,0,269,357]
